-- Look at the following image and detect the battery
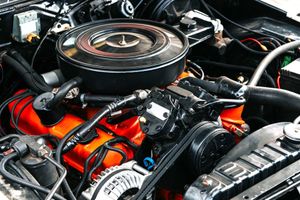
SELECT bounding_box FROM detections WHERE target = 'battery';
[280,58,300,93]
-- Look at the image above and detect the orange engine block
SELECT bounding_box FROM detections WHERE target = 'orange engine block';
[8,93,146,174]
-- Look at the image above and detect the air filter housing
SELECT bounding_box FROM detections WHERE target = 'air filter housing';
[56,19,189,94]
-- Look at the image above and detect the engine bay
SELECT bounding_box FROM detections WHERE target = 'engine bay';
[1,0,300,199]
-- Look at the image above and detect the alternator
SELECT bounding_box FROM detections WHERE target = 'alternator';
[81,161,150,200]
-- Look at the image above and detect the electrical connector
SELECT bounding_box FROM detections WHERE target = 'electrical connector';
[12,140,28,157]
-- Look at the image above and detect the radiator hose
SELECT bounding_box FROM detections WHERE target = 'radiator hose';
[183,76,300,111]
[247,86,300,111]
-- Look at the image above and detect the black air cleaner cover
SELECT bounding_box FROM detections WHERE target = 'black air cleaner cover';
[56,19,189,94]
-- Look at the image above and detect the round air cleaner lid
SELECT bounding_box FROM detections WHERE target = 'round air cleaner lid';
[56,19,189,94]
[57,19,188,71]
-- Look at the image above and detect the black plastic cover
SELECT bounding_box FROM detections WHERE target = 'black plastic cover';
[56,19,189,94]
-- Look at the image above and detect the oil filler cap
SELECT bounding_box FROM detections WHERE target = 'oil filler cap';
[284,123,300,142]
[33,92,65,126]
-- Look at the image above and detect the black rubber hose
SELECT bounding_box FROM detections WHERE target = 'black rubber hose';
[7,50,31,69]
[0,152,66,200]
[247,86,300,111]
[5,51,52,91]
[7,50,52,90]
[81,94,120,104]
[181,77,219,93]
[46,77,82,109]
[191,76,300,111]
[215,77,300,111]
[216,77,300,111]
[213,76,290,102]
[2,55,51,94]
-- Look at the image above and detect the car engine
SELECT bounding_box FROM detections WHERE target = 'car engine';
[1,0,300,199]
